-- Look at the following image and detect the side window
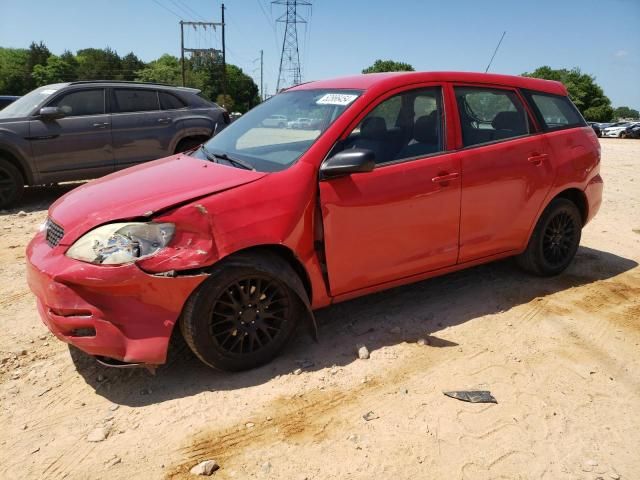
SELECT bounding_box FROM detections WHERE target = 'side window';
[524,91,585,131]
[49,89,105,116]
[159,91,187,110]
[343,87,443,164]
[112,89,159,113]
[454,87,529,147]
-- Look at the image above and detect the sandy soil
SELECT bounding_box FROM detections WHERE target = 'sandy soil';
[0,138,638,480]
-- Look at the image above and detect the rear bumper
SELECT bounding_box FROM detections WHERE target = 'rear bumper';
[584,174,603,225]
[26,232,206,365]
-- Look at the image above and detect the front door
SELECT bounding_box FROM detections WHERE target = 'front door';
[319,86,461,296]
[452,85,555,262]
[29,88,113,183]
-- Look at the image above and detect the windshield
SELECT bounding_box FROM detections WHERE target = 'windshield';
[192,89,362,172]
[0,85,62,119]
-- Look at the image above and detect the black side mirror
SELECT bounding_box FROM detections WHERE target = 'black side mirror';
[320,149,375,179]
[38,106,64,120]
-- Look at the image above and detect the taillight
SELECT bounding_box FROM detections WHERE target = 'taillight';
[222,111,230,124]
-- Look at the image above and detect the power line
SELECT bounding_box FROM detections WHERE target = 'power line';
[150,0,184,19]
[173,0,207,21]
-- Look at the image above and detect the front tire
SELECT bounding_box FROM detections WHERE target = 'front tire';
[0,158,25,209]
[517,198,582,276]
[180,253,303,371]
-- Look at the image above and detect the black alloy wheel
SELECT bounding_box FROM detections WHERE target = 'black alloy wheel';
[0,159,24,208]
[180,252,303,371]
[542,211,578,267]
[516,198,582,276]
[209,275,290,355]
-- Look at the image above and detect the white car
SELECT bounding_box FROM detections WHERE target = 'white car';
[261,114,288,128]
[601,122,636,137]
[287,117,312,129]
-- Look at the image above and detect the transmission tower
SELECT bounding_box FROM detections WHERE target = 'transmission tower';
[273,0,311,91]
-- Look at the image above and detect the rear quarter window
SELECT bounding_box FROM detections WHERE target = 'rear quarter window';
[523,91,586,131]
[159,91,187,110]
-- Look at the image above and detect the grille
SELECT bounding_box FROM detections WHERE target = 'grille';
[45,218,64,247]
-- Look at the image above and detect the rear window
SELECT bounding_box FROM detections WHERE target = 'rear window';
[454,87,530,147]
[112,89,159,113]
[159,91,187,110]
[523,91,586,131]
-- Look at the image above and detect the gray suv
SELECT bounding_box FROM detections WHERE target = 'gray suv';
[0,81,229,208]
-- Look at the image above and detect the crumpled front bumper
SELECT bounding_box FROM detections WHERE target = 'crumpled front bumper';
[26,231,206,365]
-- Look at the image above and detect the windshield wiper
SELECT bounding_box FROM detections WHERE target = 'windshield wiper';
[199,145,254,171]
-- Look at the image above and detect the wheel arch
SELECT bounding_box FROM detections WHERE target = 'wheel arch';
[0,146,33,185]
[553,188,588,224]
[219,244,314,304]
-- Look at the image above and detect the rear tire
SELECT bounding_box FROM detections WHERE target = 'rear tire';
[517,198,582,276]
[0,158,24,209]
[180,253,303,371]
[174,137,206,154]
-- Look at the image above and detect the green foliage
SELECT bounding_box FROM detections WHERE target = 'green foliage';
[613,106,639,119]
[522,66,614,122]
[32,55,77,85]
[0,42,260,113]
[0,47,30,95]
[362,59,415,74]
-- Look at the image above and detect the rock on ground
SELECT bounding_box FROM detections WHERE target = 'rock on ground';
[190,459,219,476]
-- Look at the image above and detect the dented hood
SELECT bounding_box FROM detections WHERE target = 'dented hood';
[49,154,266,244]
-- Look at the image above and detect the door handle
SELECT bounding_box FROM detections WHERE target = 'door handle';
[432,172,460,184]
[157,118,171,124]
[92,122,109,129]
[527,153,548,165]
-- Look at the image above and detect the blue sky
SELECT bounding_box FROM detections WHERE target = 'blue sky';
[1,0,639,107]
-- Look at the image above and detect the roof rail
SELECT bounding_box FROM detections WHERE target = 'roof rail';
[68,80,180,87]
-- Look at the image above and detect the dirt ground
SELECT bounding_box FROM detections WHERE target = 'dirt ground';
[1,138,638,480]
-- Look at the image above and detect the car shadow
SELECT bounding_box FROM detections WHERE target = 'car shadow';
[0,182,85,215]
[68,246,638,407]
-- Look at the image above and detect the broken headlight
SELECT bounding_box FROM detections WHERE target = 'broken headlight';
[65,223,175,265]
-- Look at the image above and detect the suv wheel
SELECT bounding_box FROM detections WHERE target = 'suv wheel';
[175,137,205,154]
[517,198,582,276]
[180,253,303,371]
[0,158,25,209]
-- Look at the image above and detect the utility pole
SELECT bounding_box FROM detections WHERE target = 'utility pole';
[273,0,311,91]
[180,21,185,86]
[179,21,223,88]
[260,49,264,101]
[221,3,227,104]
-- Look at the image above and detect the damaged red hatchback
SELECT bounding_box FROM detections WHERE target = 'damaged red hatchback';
[27,72,603,371]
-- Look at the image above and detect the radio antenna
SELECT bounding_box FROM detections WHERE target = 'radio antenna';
[485,31,506,73]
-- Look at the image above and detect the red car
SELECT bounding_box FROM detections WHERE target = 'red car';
[26,72,603,371]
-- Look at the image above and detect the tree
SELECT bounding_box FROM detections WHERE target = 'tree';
[613,106,639,119]
[362,59,414,74]
[522,66,614,122]
[75,47,122,80]
[120,52,145,81]
[31,55,77,85]
[135,54,182,85]
[25,41,51,89]
[0,47,30,95]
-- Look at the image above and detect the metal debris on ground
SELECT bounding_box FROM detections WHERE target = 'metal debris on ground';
[443,390,497,404]
[362,411,379,421]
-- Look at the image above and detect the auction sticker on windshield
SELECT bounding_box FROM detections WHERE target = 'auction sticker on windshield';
[316,93,358,106]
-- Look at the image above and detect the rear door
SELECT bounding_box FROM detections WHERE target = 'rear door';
[453,85,555,262]
[110,88,175,169]
[29,88,113,182]
[319,84,461,296]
